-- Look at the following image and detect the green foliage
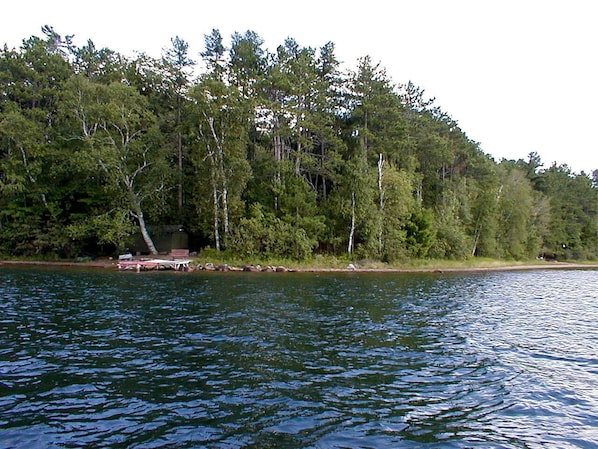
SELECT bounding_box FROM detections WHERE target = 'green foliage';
[404,209,435,259]
[537,165,598,260]
[0,26,596,263]
[429,215,471,260]
[228,204,316,260]
[66,212,136,248]
[428,179,471,259]
[495,165,535,259]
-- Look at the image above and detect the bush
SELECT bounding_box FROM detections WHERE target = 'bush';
[228,204,317,260]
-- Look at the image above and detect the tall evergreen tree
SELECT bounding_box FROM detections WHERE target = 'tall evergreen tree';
[162,36,194,214]
[0,31,74,255]
[344,57,417,258]
[539,164,598,259]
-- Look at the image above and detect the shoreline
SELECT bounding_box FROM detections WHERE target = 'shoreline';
[2,259,598,273]
[296,263,598,273]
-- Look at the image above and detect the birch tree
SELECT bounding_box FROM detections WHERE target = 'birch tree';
[61,76,172,254]
[344,56,411,257]
[188,76,250,251]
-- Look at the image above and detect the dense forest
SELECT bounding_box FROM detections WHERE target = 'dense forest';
[1,26,597,261]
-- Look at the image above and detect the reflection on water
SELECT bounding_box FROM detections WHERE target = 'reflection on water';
[0,267,597,448]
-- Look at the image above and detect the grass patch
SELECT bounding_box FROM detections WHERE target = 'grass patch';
[194,249,353,270]
[192,250,570,271]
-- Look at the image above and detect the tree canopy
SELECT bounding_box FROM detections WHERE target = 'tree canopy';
[1,27,596,261]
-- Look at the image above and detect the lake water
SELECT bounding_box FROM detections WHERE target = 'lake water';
[0,266,596,448]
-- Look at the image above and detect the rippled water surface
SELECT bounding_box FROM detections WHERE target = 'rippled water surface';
[0,266,597,448]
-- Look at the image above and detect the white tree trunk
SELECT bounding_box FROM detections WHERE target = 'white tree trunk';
[177,130,183,211]
[207,114,230,247]
[274,134,283,162]
[348,191,356,254]
[471,218,481,257]
[377,153,384,253]
[295,140,302,176]
[212,176,220,252]
[135,207,158,255]
[222,186,229,235]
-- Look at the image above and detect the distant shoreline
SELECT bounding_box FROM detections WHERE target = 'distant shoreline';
[294,263,598,273]
[2,259,597,273]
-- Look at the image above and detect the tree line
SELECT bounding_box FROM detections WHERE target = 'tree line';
[1,26,596,261]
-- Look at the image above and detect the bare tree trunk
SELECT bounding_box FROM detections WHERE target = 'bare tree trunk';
[212,178,220,252]
[378,153,384,209]
[133,205,158,255]
[273,134,283,210]
[208,149,220,252]
[321,142,327,201]
[295,140,302,176]
[206,114,231,245]
[274,134,283,162]
[348,191,356,254]
[416,179,423,203]
[19,145,48,208]
[222,186,229,235]
[203,115,225,251]
[177,94,184,212]
[471,230,480,257]
[217,148,229,239]
[377,153,384,254]
[177,130,183,211]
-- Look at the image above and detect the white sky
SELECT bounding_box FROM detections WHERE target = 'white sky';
[3,0,597,174]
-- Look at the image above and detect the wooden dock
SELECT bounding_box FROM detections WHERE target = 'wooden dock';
[117,259,191,272]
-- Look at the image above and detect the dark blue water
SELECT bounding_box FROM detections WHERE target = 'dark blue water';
[0,266,597,448]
